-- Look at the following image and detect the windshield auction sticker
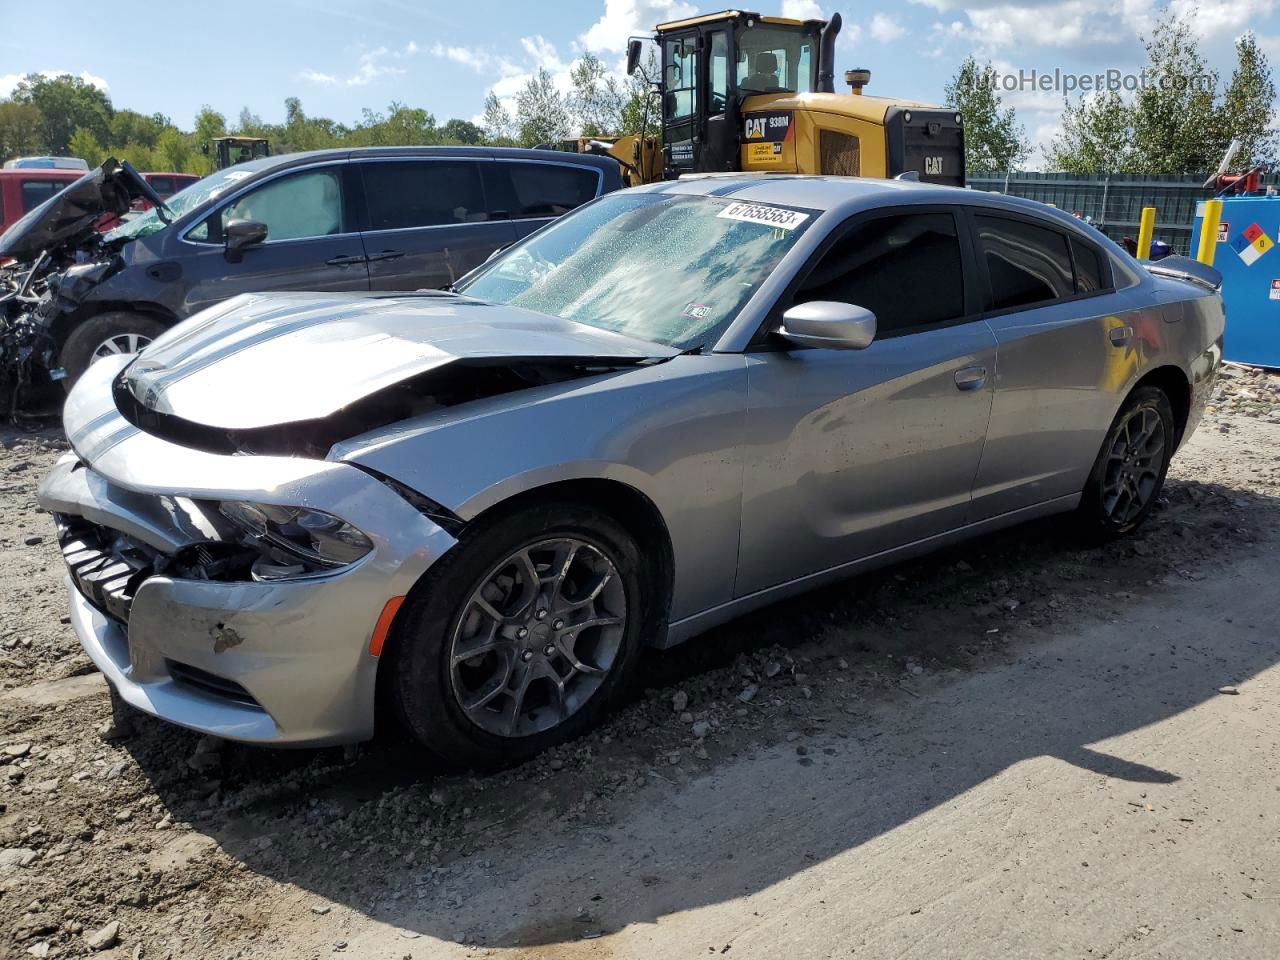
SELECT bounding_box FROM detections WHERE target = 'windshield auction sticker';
[716,201,809,231]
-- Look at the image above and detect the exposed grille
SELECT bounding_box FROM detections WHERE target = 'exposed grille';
[820,130,860,177]
[167,661,261,707]
[57,518,156,624]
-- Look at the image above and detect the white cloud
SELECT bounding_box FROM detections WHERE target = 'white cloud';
[869,13,906,42]
[430,43,491,73]
[782,0,826,18]
[579,0,698,53]
[298,42,417,88]
[1170,0,1276,39]
[0,69,108,98]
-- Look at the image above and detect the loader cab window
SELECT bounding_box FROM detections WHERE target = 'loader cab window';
[736,26,817,95]
[709,31,729,114]
[663,35,698,121]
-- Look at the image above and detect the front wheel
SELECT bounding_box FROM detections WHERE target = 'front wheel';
[388,501,646,769]
[1077,385,1175,538]
[58,312,168,392]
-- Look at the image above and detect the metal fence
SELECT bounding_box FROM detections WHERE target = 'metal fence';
[968,171,1280,256]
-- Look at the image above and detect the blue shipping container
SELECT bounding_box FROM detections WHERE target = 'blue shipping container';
[1191,195,1280,368]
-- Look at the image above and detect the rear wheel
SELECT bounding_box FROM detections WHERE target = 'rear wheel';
[1077,385,1174,538]
[388,501,646,769]
[58,312,167,391]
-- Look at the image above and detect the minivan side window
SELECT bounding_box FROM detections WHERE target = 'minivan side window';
[191,169,344,244]
[21,180,65,213]
[361,161,487,230]
[975,215,1075,311]
[504,163,599,218]
[795,212,965,335]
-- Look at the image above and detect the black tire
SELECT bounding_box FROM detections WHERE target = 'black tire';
[1077,385,1175,539]
[387,500,649,770]
[58,312,168,392]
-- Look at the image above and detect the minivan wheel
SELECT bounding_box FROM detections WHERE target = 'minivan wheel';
[388,501,646,769]
[1077,385,1175,538]
[58,312,168,391]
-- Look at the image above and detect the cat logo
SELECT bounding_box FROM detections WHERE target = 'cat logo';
[745,118,768,140]
[924,156,944,175]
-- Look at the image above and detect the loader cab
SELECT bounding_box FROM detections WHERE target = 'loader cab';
[651,12,823,178]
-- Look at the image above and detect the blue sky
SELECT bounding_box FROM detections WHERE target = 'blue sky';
[2,0,1277,165]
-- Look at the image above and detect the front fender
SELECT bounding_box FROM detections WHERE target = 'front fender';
[337,354,750,621]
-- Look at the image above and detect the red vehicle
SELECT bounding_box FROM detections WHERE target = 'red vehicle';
[136,172,199,208]
[0,169,83,235]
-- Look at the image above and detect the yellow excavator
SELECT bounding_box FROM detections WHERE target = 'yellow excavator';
[562,10,964,187]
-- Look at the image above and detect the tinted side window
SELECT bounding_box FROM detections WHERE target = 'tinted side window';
[221,169,343,242]
[362,161,487,230]
[148,176,175,195]
[506,163,598,218]
[21,179,64,212]
[795,212,964,335]
[976,215,1074,310]
[1071,237,1108,293]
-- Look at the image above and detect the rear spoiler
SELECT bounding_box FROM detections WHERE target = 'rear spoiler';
[1141,255,1222,291]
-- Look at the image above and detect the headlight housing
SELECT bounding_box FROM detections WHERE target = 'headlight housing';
[217,501,373,580]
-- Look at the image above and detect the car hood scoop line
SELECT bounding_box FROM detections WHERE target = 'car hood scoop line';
[113,292,676,458]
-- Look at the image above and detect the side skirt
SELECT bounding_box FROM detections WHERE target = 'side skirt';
[655,493,1081,649]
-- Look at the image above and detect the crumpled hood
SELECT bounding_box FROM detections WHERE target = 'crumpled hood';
[0,158,163,262]
[117,290,678,433]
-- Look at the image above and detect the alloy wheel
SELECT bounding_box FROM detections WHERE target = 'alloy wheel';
[91,333,153,361]
[448,537,627,738]
[1101,405,1166,526]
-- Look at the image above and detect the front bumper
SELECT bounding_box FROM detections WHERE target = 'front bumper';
[39,358,457,745]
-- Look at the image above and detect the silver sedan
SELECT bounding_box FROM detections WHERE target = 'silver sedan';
[39,176,1223,767]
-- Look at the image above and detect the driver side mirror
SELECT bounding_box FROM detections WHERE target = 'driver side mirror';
[224,218,268,263]
[779,301,877,350]
[626,39,642,76]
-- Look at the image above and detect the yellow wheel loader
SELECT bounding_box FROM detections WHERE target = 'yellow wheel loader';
[566,10,964,188]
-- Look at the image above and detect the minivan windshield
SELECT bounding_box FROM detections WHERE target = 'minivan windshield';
[106,166,258,241]
[455,192,815,350]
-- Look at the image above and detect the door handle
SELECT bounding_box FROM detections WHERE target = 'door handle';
[954,366,988,391]
[325,254,368,267]
[366,250,406,263]
[1109,325,1134,345]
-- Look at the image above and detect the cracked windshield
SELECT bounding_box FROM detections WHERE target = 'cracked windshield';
[457,192,815,349]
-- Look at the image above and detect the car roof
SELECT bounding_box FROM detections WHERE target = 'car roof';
[0,169,82,180]
[235,145,620,176]
[637,174,1104,236]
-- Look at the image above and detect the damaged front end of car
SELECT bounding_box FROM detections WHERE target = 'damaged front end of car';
[0,159,164,414]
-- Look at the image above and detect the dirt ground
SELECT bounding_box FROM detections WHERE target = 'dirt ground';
[0,366,1278,960]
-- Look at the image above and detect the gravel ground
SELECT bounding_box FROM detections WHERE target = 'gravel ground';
[0,368,1277,959]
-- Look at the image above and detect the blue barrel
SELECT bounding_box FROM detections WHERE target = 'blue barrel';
[1191,195,1280,367]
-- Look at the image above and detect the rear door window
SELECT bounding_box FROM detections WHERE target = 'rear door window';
[975,214,1075,311]
[361,160,488,230]
[1071,236,1109,293]
[795,211,965,336]
[500,162,599,219]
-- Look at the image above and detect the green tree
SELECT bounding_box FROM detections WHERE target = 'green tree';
[108,110,167,150]
[944,56,1029,172]
[442,118,484,144]
[571,53,626,136]
[1129,12,1219,174]
[67,126,106,168]
[10,73,113,155]
[481,92,515,144]
[1048,91,1136,173]
[153,127,193,172]
[515,69,571,146]
[1217,32,1277,168]
[0,102,46,160]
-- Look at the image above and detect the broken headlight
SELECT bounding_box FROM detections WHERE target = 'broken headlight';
[217,501,373,580]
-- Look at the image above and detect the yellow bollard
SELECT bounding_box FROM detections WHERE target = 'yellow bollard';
[1197,199,1223,266]
[1136,207,1156,260]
